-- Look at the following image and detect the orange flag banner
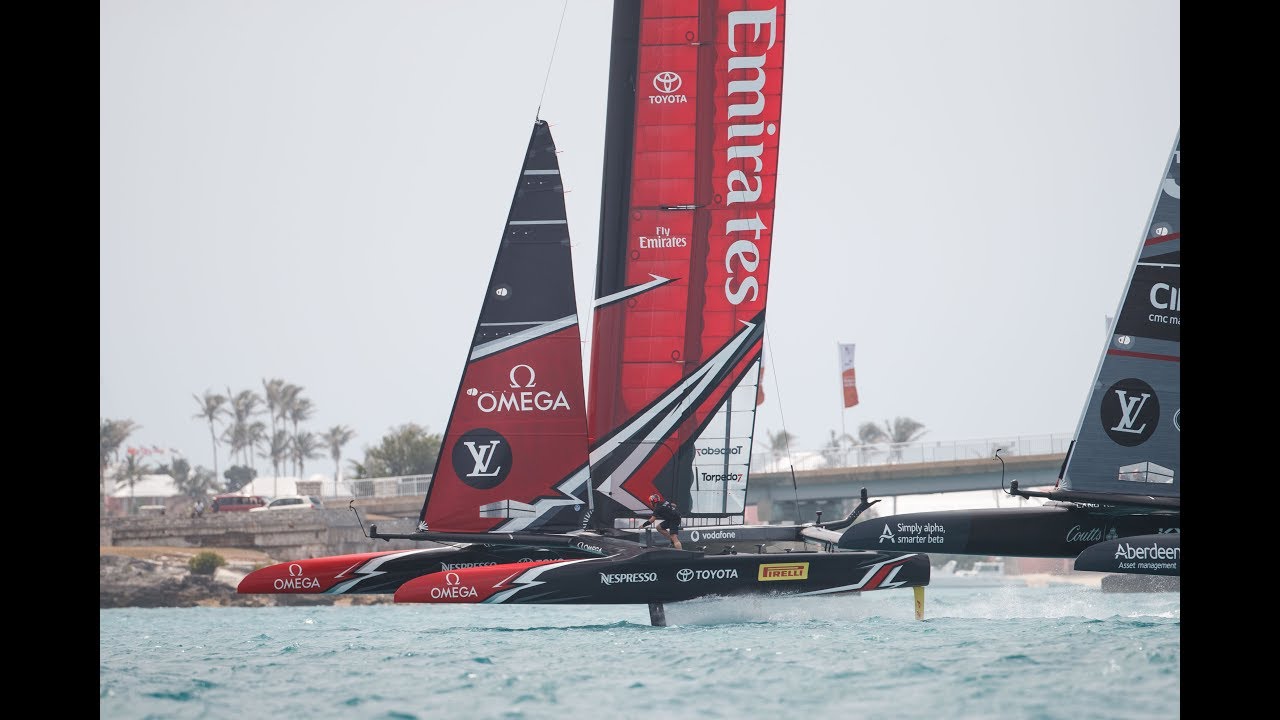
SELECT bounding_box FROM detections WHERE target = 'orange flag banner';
[838,343,859,408]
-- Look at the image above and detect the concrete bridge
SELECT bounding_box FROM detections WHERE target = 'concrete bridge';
[747,453,1066,524]
[326,452,1066,524]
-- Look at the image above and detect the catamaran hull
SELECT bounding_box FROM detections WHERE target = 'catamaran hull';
[1074,533,1179,576]
[393,549,929,605]
[236,545,587,595]
[838,506,1179,559]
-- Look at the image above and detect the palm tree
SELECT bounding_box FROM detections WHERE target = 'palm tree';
[321,425,356,497]
[116,452,153,515]
[247,420,268,473]
[858,417,928,463]
[156,457,191,486]
[287,396,314,439]
[275,383,314,473]
[259,429,290,497]
[820,429,858,467]
[221,422,251,471]
[100,418,139,516]
[162,458,222,501]
[261,377,286,436]
[224,388,264,468]
[763,429,797,470]
[290,431,325,479]
[192,391,226,482]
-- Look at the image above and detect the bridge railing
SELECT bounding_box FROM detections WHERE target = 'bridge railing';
[750,432,1072,473]
[340,474,432,499]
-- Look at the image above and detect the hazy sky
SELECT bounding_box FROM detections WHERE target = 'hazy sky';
[100,0,1180,484]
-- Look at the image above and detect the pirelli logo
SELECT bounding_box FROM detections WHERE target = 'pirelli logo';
[758,562,809,581]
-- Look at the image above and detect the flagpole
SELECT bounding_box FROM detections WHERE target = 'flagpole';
[838,342,847,466]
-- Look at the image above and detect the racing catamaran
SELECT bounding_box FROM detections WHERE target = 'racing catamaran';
[838,131,1181,582]
[238,0,931,623]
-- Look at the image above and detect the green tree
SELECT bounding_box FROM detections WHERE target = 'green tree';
[183,465,222,500]
[247,420,268,473]
[223,465,257,493]
[222,387,264,470]
[260,429,290,491]
[353,423,442,478]
[156,457,191,487]
[321,425,356,496]
[261,377,287,437]
[290,431,324,479]
[161,458,222,500]
[286,398,314,470]
[116,452,154,514]
[100,418,139,515]
[188,551,226,575]
[192,391,226,481]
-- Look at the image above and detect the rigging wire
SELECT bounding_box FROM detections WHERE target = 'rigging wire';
[763,325,804,524]
[536,0,572,122]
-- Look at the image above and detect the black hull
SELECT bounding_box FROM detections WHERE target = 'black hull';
[395,547,929,605]
[1075,533,1180,576]
[839,506,1179,559]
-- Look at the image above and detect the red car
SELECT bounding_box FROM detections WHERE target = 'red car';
[211,494,267,513]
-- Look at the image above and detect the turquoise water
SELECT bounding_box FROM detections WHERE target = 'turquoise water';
[100,585,1179,719]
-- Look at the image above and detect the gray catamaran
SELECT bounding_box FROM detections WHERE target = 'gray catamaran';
[840,132,1181,582]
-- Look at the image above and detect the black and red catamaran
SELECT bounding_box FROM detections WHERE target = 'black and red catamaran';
[238,0,930,623]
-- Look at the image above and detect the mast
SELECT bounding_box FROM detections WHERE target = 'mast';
[588,0,787,528]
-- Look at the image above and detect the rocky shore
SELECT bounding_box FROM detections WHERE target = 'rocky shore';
[99,546,392,608]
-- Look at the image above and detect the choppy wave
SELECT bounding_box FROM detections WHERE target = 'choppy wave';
[101,585,1179,719]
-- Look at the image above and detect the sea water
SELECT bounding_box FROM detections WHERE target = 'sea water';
[100,585,1180,719]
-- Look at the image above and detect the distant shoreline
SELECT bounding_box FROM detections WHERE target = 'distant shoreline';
[99,546,391,608]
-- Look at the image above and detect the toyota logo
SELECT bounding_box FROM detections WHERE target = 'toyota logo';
[653,71,682,93]
[677,568,693,582]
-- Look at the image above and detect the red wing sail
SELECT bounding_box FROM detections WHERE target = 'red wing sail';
[588,0,785,525]
[418,120,592,533]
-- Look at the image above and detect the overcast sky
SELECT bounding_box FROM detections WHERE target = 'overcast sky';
[100,0,1180,493]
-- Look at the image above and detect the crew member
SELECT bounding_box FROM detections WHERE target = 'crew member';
[640,492,683,550]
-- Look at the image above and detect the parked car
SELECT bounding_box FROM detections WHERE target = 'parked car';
[211,494,268,513]
[250,495,324,512]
